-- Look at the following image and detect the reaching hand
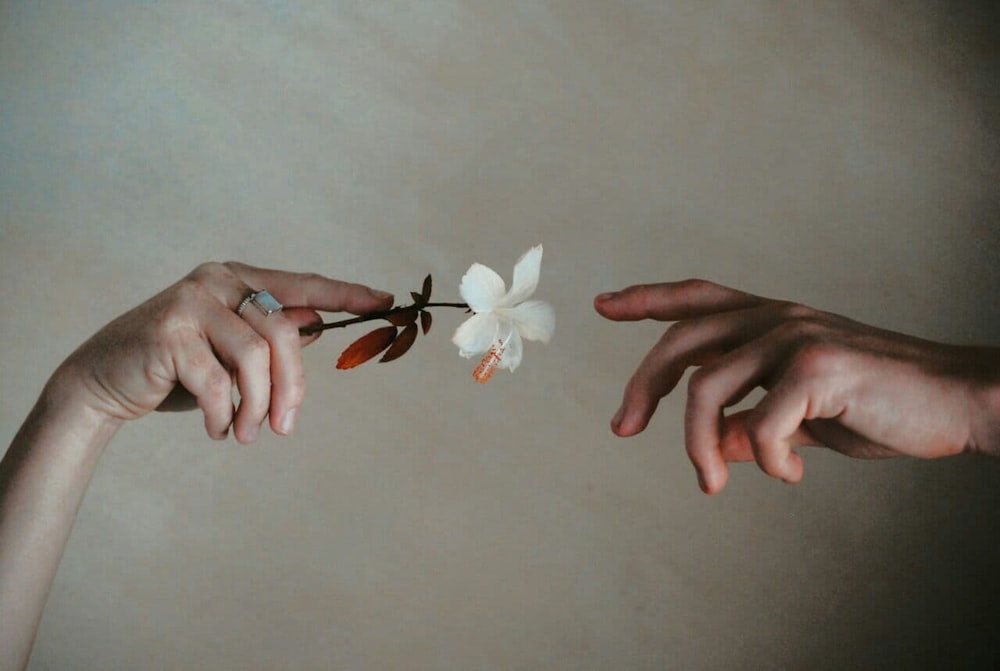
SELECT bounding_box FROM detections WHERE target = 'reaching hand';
[595,280,1000,494]
[56,262,393,443]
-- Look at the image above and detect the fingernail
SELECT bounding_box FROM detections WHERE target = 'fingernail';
[370,289,393,300]
[596,292,618,302]
[279,408,298,436]
[245,423,260,443]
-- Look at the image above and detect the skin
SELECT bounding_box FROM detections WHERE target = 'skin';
[0,262,393,671]
[594,280,1000,495]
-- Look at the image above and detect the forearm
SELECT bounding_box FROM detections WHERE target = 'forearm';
[0,373,121,671]
[971,357,1000,458]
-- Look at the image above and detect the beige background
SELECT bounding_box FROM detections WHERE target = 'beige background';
[2,1,1000,669]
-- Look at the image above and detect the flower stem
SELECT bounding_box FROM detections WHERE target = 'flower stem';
[299,302,469,335]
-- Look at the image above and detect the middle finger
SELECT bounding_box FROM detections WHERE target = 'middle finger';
[235,293,305,436]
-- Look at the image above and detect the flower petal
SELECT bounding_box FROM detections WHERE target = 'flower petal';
[498,327,524,372]
[459,263,507,312]
[451,312,500,358]
[504,245,543,306]
[508,300,555,343]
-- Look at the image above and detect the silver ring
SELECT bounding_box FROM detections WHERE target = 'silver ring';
[236,289,283,317]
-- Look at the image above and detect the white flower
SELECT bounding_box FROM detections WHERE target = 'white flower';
[451,245,555,382]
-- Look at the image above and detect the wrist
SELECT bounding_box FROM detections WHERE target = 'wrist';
[45,355,128,429]
[967,349,1000,458]
[34,365,125,452]
[972,381,1000,458]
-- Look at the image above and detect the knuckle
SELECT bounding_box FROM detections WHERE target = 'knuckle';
[618,282,647,295]
[676,278,715,293]
[661,319,692,344]
[744,410,780,451]
[771,316,825,343]
[626,280,680,299]
[220,260,248,275]
[296,271,325,285]
[615,283,650,308]
[240,332,271,364]
[668,279,713,308]
[203,368,232,401]
[152,286,206,336]
[686,366,716,405]
[773,304,840,346]
[188,261,228,282]
[169,277,210,308]
[163,273,221,319]
[779,301,817,322]
[648,323,689,371]
[154,325,185,353]
[788,339,840,377]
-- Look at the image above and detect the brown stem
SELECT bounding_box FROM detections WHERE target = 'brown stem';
[299,302,469,335]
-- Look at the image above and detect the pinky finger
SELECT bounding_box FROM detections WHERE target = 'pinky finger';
[174,341,235,440]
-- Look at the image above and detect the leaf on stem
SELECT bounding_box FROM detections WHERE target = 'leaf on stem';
[420,274,432,302]
[380,323,418,362]
[337,326,398,369]
[420,310,432,335]
[386,307,419,326]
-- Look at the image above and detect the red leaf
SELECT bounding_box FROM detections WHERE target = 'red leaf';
[420,310,432,335]
[420,274,432,302]
[337,326,397,369]
[385,307,418,326]
[380,323,418,363]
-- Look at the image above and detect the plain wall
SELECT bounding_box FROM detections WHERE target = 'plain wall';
[2,2,999,669]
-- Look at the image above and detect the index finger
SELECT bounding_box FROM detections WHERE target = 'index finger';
[225,262,394,315]
[594,279,767,322]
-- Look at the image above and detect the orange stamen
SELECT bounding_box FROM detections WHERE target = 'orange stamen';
[473,341,505,383]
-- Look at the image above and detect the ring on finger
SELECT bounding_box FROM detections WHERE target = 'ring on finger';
[236,289,284,317]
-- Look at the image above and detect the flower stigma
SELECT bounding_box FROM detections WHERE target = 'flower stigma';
[473,330,512,384]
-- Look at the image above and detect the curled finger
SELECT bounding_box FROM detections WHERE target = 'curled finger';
[201,307,273,444]
[684,329,802,494]
[235,299,306,436]
[172,334,235,440]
